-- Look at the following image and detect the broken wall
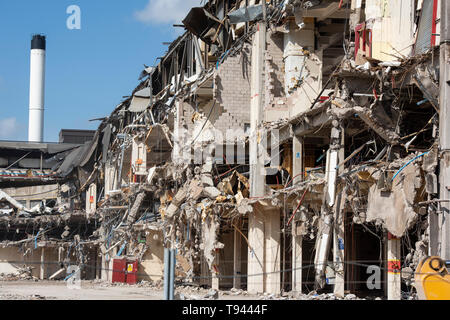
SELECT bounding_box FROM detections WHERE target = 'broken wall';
[285,50,323,119]
[280,22,323,118]
[265,31,290,122]
[3,185,59,209]
[213,44,252,133]
[0,247,59,279]
[138,230,164,282]
[265,31,286,104]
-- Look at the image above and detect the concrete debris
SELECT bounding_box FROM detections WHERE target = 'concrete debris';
[228,288,247,296]
[0,267,37,282]
[203,289,219,300]
[202,187,221,199]
[173,285,369,301]
[201,215,224,269]
[261,291,366,301]
[355,103,401,145]
[0,294,49,300]
[201,175,214,187]
[0,190,27,212]
[344,294,357,300]
[127,192,146,224]
[366,157,424,237]
[328,101,400,145]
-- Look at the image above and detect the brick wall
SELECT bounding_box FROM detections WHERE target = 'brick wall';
[213,43,252,133]
[178,35,285,136]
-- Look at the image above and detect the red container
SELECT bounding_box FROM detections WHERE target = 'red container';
[112,258,126,283]
[126,260,138,284]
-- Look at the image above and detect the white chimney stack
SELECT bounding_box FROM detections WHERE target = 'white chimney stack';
[28,34,46,143]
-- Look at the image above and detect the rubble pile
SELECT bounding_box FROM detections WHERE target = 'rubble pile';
[0,267,37,282]
[0,294,49,301]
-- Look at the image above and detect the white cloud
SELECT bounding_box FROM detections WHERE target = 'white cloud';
[134,0,201,25]
[0,118,19,140]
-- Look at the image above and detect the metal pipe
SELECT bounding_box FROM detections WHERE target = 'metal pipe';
[169,249,176,300]
[163,248,170,300]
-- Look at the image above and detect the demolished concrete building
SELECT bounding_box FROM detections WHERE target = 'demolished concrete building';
[0,139,99,280]
[1,0,449,300]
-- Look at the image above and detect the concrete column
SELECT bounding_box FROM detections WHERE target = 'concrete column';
[314,122,342,288]
[292,221,302,293]
[200,256,209,287]
[248,21,267,295]
[104,247,117,282]
[173,100,182,164]
[293,135,304,185]
[40,247,45,280]
[233,228,242,289]
[96,250,100,280]
[250,22,266,198]
[428,208,440,256]
[107,257,112,282]
[58,246,63,263]
[248,208,265,294]
[333,192,345,297]
[111,247,118,281]
[326,152,339,206]
[387,234,401,300]
[333,126,345,297]
[265,209,281,294]
[101,253,108,281]
[212,250,220,290]
[292,135,303,293]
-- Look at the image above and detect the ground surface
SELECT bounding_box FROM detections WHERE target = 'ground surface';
[0,281,163,300]
[0,280,259,300]
[0,280,396,300]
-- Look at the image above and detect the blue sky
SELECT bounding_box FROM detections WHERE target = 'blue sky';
[0,0,200,142]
